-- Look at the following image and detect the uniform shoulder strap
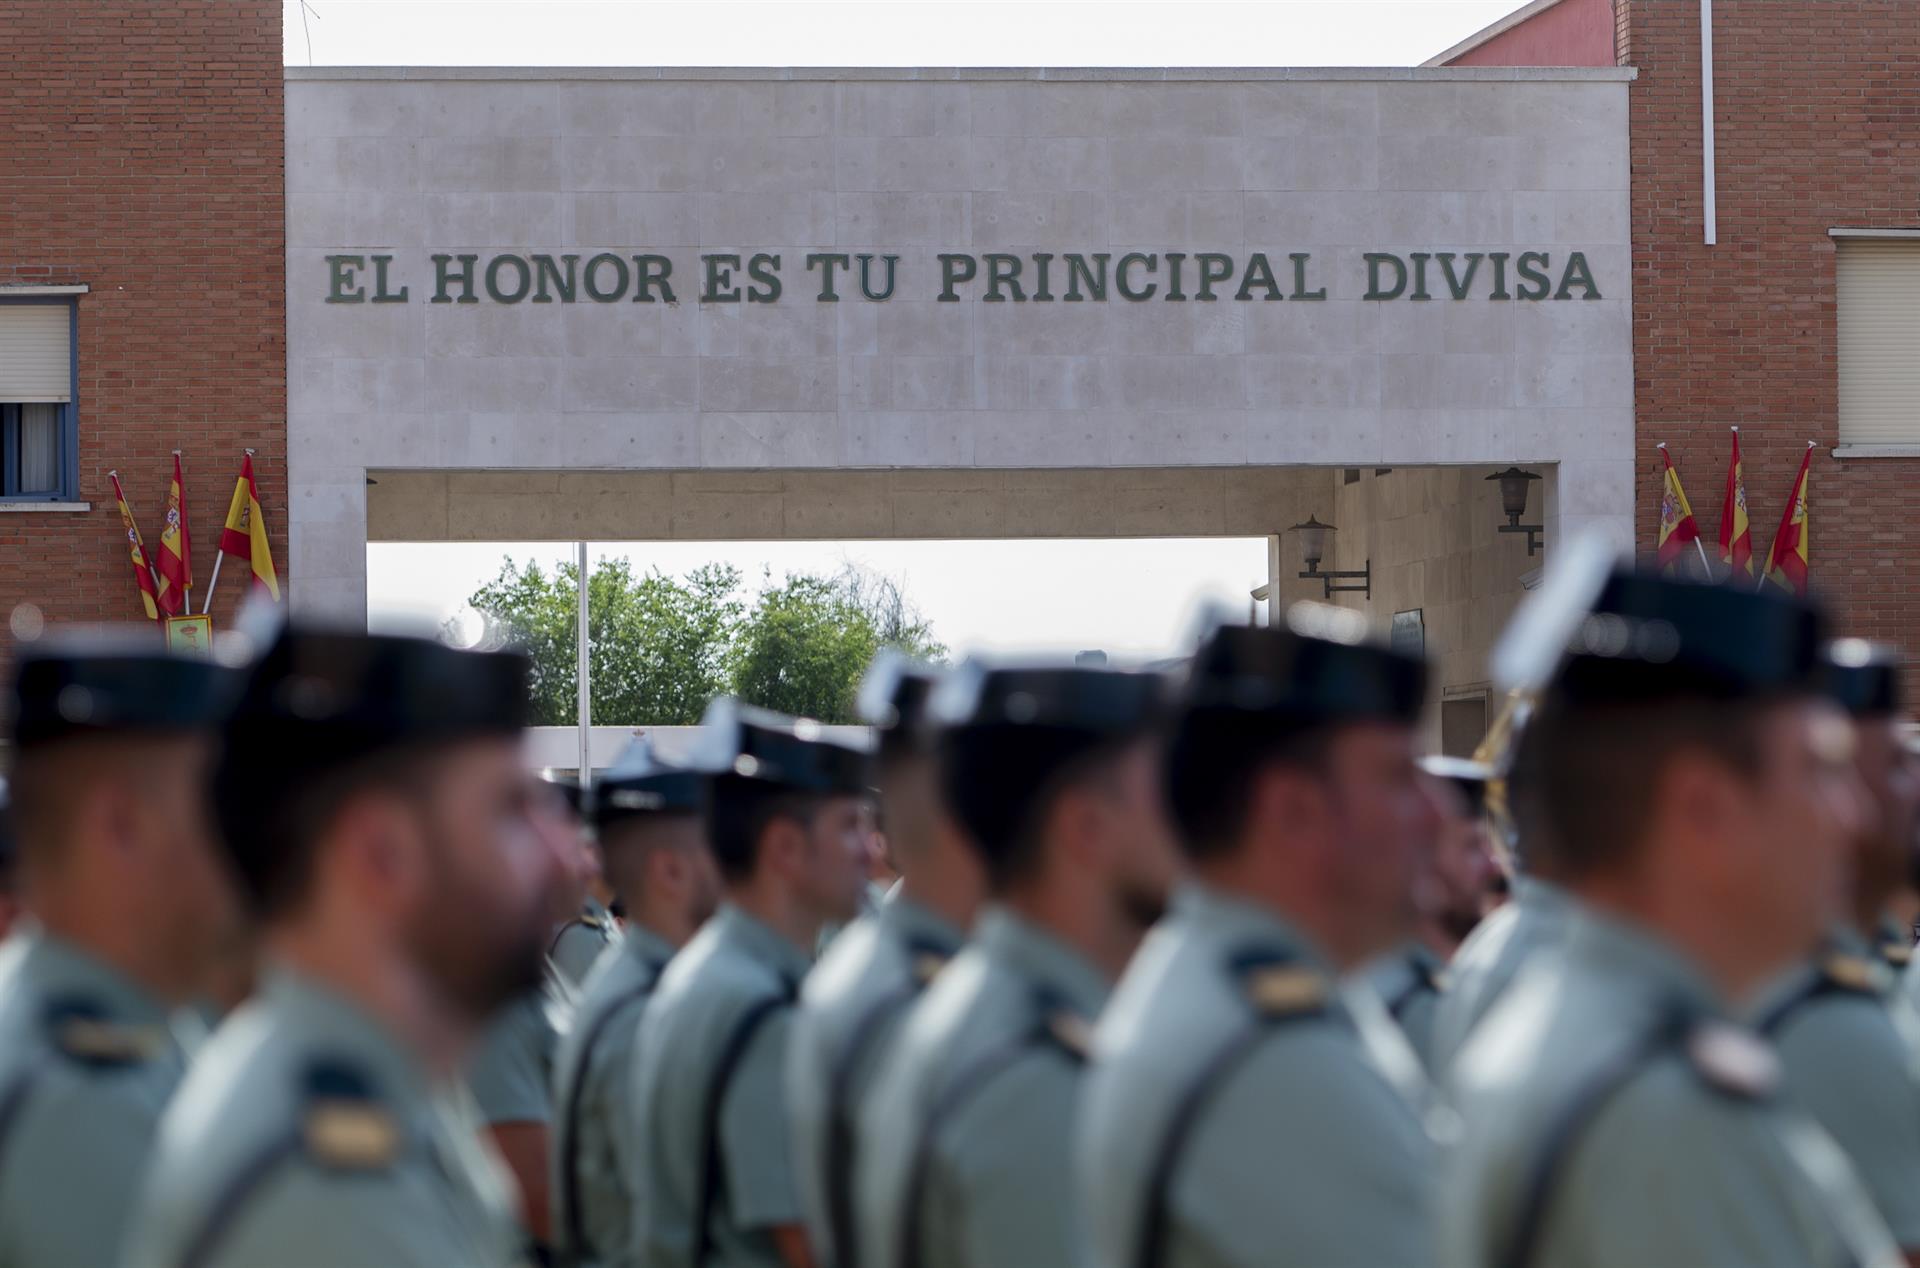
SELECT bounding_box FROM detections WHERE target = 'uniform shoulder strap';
[1497,1007,1699,1268]
[1130,947,1330,1268]
[1754,952,1881,1037]
[44,996,172,1070]
[556,961,666,1257]
[174,1057,401,1268]
[823,941,953,1268]
[692,981,798,1268]
[896,984,1092,1268]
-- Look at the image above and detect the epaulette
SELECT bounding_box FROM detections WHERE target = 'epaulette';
[1882,940,1913,970]
[1043,1009,1094,1062]
[1684,1020,1780,1101]
[1820,951,1884,995]
[1231,952,1329,1020]
[300,1058,400,1171]
[44,999,170,1069]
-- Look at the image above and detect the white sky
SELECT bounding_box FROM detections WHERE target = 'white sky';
[327,0,1527,659]
[284,1,1523,69]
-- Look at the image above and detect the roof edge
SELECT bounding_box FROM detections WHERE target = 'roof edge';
[1421,0,1577,68]
[282,64,1637,83]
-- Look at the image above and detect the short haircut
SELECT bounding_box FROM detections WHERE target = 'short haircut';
[946,731,1141,891]
[1165,713,1335,860]
[705,774,829,884]
[8,735,169,870]
[1507,694,1768,880]
[217,741,445,919]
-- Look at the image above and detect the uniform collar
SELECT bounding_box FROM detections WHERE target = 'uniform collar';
[878,891,966,959]
[975,906,1110,1020]
[19,928,171,1026]
[260,965,436,1109]
[1513,875,1576,913]
[1564,907,1724,1018]
[620,921,678,973]
[1172,883,1336,974]
[582,896,615,927]
[713,902,813,989]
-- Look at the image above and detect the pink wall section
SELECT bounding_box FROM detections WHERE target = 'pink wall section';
[1444,0,1616,66]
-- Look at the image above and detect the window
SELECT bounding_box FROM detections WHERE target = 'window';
[0,297,77,500]
[1836,237,1920,447]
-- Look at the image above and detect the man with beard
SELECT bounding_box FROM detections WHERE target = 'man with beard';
[1076,610,1442,1268]
[549,742,720,1268]
[121,626,571,1268]
[788,653,986,1268]
[546,775,621,990]
[1751,642,1920,1261]
[1441,557,1899,1268]
[624,700,873,1268]
[1365,755,1499,1072]
[0,629,242,1268]
[466,772,596,1261]
[856,660,1180,1268]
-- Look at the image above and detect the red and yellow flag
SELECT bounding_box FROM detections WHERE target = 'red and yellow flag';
[219,450,280,601]
[1718,427,1753,579]
[1762,443,1814,597]
[108,470,161,622]
[1656,445,1701,576]
[155,451,192,617]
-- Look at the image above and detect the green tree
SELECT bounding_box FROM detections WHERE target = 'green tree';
[728,566,948,722]
[468,557,744,726]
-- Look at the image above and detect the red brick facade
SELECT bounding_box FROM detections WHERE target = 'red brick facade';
[0,0,285,634]
[1622,0,1920,642]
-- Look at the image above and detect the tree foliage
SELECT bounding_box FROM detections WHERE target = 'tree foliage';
[468,556,945,726]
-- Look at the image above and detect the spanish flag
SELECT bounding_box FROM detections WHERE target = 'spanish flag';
[1655,445,1701,577]
[108,470,161,622]
[155,451,191,617]
[1718,427,1753,579]
[219,450,281,601]
[1762,443,1814,597]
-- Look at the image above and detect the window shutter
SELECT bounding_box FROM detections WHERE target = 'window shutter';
[1838,240,1920,445]
[0,305,72,403]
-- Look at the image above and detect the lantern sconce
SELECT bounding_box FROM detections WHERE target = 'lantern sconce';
[1487,467,1544,556]
[1289,515,1371,600]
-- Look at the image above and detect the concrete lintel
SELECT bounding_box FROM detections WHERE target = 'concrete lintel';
[285,64,1638,84]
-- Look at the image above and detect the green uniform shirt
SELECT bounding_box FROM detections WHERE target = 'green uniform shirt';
[787,894,964,1268]
[551,903,621,993]
[549,923,675,1267]
[1441,909,1901,1268]
[855,907,1109,1268]
[1430,877,1575,1077]
[1751,925,1920,1248]
[0,929,186,1268]
[1078,886,1438,1268]
[624,904,811,1268]
[122,966,521,1268]
[1364,942,1448,1076]
[469,962,574,1128]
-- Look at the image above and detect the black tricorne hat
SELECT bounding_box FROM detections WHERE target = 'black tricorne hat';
[1816,640,1903,719]
[541,772,589,819]
[931,660,1173,861]
[593,740,708,827]
[856,650,945,759]
[689,698,872,796]
[9,626,240,749]
[1419,754,1494,818]
[1492,537,1826,706]
[1180,605,1427,730]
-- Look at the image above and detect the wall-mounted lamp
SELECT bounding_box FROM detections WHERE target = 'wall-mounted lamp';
[1289,515,1371,600]
[1486,467,1544,556]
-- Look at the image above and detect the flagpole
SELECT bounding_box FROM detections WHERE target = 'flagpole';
[200,448,255,615]
[1756,440,1816,593]
[175,450,191,618]
[1692,537,1715,582]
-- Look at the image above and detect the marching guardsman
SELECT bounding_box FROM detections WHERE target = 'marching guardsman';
[546,774,621,990]
[0,777,18,942]
[856,660,1181,1268]
[1076,609,1443,1268]
[122,626,572,1268]
[0,628,242,1268]
[1747,641,1920,1254]
[787,653,986,1268]
[467,771,595,1261]
[549,741,720,1267]
[623,700,872,1268]
[1365,754,1500,1072]
[1440,550,1900,1268]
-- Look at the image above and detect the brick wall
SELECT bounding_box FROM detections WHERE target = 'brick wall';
[1623,0,1920,643]
[0,0,286,634]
